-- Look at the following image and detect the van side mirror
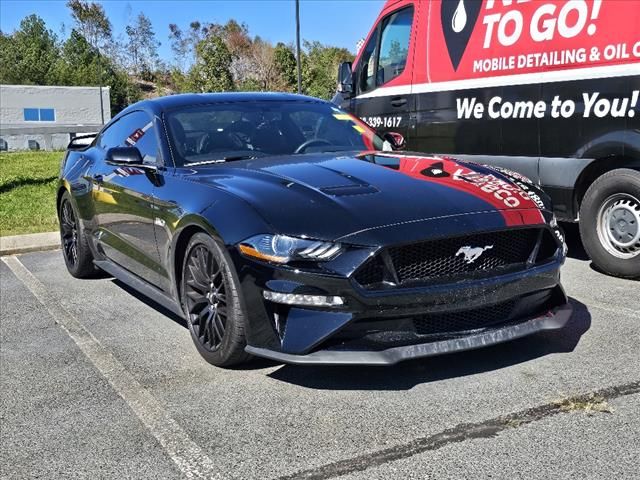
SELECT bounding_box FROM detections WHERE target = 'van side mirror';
[337,61,354,97]
[106,146,144,166]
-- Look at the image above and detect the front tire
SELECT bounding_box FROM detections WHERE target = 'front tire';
[59,191,96,278]
[181,233,252,367]
[579,169,640,278]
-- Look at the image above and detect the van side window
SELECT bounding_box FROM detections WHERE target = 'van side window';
[358,29,379,93]
[377,7,413,86]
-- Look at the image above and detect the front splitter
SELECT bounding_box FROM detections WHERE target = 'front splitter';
[245,303,573,366]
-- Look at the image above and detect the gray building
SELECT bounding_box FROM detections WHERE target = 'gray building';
[0,84,111,151]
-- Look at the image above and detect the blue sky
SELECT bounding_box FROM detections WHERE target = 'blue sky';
[1,0,384,59]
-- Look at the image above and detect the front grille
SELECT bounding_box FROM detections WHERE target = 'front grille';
[354,228,557,289]
[413,300,516,335]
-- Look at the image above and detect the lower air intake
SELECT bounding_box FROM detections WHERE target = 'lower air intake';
[413,300,517,335]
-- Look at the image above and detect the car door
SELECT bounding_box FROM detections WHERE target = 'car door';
[90,110,164,285]
[353,4,416,142]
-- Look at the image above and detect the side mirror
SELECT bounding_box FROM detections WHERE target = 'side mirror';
[337,61,354,97]
[106,146,144,165]
[383,132,406,150]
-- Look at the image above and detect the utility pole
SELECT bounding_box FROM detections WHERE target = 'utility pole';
[98,83,105,125]
[95,45,105,125]
[295,0,302,94]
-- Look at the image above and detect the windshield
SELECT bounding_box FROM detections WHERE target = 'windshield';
[165,101,385,166]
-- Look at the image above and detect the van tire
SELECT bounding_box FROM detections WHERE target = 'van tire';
[579,168,640,278]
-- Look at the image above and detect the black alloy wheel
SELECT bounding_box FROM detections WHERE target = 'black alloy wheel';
[181,233,251,366]
[60,199,79,267]
[58,191,95,278]
[184,244,228,351]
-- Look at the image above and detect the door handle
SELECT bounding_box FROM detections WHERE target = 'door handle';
[391,97,407,107]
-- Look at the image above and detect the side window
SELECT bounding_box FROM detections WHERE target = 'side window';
[377,7,413,86]
[98,120,125,150]
[99,111,159,164]
[357,28,379,94]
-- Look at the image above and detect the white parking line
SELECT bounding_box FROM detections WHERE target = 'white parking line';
[2,255,219,480]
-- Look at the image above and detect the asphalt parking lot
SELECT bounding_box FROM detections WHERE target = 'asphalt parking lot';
[1,227,639,479]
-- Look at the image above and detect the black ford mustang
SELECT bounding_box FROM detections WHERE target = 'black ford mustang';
[58,93,571,367]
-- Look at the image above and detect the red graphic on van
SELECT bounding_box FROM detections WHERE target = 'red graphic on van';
[441,0,483,70]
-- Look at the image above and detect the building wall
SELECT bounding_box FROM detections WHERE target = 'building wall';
[0,84,111,151]
[0,130,98,151]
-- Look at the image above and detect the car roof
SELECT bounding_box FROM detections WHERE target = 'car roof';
[116,92,330,119]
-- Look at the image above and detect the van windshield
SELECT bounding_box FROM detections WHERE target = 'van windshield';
[165,101,385,166]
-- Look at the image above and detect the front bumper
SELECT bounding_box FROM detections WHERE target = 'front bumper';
[245,302,572,365]
[233,235,570,365]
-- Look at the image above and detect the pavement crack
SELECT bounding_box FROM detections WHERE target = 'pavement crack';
[276,381,640,480]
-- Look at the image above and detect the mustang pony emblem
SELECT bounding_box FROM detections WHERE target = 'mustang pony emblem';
[456,245,493,264]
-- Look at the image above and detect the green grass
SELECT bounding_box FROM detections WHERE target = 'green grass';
[0,151,63,236]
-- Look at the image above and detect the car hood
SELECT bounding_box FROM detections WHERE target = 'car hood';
[187,152,550,245]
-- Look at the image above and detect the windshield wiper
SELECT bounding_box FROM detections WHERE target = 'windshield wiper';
[221,155,258,162]
[186,155,257,167]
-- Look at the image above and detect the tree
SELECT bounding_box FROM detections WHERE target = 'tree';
[248,37,280,91]
[302,41,353,99]
[168,21,205,73]
[0,15,58,85]
[125,13,160,78]
[273,42,297,92]
[217,20,253,88]
[53,29,140,112]
[65,1,140,115]
[187,34,234,92]
[53,29,99,83]
[66,0,112,52]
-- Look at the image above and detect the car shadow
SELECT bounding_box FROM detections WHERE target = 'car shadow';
[266,297,591,391]
[560,222,589,261]
[111,278,189,329]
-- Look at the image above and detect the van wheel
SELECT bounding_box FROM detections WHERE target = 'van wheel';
[579,169,640,278]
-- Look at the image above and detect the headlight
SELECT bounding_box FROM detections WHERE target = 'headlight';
[238,234,342,263]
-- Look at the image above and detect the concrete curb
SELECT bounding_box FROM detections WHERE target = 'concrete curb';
[0,232,60,256]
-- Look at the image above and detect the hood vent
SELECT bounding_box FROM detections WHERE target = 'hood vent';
[320,184,379,196]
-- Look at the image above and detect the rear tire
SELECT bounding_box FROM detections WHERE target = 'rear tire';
[59,191,96,278]
[180,233,252,367]
[579,168,640,278]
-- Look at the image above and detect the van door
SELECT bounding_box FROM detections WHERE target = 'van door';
[353,3,416,143]
[414,0,541,183]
